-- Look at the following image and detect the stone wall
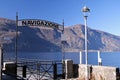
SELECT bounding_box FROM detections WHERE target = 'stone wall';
[77,64,91,80]
[77,64,119,80]
[92,66,117,80]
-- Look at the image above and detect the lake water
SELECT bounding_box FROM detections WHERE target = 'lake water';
[3,52,120,68]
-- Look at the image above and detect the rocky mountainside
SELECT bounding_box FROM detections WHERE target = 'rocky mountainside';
[0,18,120,52]
[64,24,120,51]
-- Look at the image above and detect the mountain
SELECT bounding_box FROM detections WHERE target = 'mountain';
[0,18,61,52]
[64,24,120,51]
[0,18,120,52]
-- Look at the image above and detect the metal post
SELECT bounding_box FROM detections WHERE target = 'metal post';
[61,20,65,79]
[37,63,40,80]
[84,15,88,80]
[65,60,68,79]
[15,12,18,64]
[23,65,27,78]
[62,20,65,61]
[82,6,90,80]
[98,50,100,65]
[79,51,82,64]
[98,50,102,66]
[15,12,18,78]
[53,63,57,79]
[0,46,3,80]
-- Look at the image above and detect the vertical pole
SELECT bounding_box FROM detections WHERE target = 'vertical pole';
[82,6,90,80]
[37,63,40,80]
[65,60,68,79]
[61,20,65,79]
[15,12,18,78]
[98,50,102,66]
[53,63,57,79]
[79,51,82,64]
[0,47,3,80]
[15,12,18,64]
[23,65,26,78]
[62,20,64,34]
[98,50,100,65]
[84,16,88,80]
[62,20,65,61]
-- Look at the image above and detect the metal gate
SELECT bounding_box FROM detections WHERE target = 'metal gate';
[17,59,63,80]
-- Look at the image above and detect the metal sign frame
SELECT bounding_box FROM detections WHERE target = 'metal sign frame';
[15,13,64,70]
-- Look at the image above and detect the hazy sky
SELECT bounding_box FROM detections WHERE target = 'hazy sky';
[0,0,120,36]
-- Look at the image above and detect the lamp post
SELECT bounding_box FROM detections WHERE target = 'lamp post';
[82,6,90,80]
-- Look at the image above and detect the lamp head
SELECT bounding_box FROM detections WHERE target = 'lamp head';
[82,6,90,12]
[82,6,90,17]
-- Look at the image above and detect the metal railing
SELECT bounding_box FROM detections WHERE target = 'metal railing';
[3,58,63,80]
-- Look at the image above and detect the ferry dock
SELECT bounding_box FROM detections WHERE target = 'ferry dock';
[1,58,120,80]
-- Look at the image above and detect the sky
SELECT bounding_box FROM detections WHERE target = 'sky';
[0,0,120,36]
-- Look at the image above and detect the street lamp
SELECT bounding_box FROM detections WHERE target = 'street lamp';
[82,6,90,80]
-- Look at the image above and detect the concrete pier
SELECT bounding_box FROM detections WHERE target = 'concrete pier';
[2,60,120,80]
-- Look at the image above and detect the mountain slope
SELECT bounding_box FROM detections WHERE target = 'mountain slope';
[0,18,120,52]
[64,24,120,51]
[0,18,61,52]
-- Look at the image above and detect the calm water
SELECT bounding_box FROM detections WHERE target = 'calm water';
[3,52,120,67]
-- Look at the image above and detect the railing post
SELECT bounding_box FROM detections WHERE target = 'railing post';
[0,47,3,80]
[23,65,27,78]
[53,62,57,79]
[98,50,102,66]
[37,63,40,80]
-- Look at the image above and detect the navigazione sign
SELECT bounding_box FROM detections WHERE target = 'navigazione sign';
[18,19,64,31]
